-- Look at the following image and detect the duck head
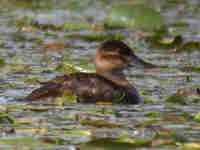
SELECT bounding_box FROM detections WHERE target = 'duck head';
[95,40,159,86]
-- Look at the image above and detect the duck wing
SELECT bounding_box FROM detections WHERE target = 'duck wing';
[26,75,69,101]
[26,73,125,103]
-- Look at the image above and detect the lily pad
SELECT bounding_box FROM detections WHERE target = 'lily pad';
[105,4,164,30]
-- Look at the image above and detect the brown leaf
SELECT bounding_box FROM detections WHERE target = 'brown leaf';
[42,43,69,51]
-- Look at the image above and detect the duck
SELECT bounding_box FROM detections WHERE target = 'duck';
[25,40,159,104]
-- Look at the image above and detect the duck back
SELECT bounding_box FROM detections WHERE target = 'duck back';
[26,72,140,104]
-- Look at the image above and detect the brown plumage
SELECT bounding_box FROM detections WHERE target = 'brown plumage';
[26,40,159,104]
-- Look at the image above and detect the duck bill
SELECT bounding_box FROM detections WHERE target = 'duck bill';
[129,53,160,72]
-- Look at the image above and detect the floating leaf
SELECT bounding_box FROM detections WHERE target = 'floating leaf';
[0,58,6,66]
[165,93,187,105]
[65,32,126,41]
[154,128,187,143]
[182,142,200,150]
[194,112,200,122]
[70,130,92,136]
[42,43,69,51]
[163,114,186,122]
[55,91,77,105]
[0,114,15,124]
[80,119,124,128]
[15,127,48,134]
[0,136,52,147]
[144,112,162,118]
[0,42,5,47]
[80,138,151,150]
[105,4,164,30]
[39,137,65,145]
[152,139,174,147]
[64,20,92,31]
[21,77,41,84]
[67,0,91,11]
[0,137,35,145]
[168,21,189,27]
[145,34,183,50]
[176,41,200,53]
[192,98,200,103]
[181,65,200,72]
[28,106,49,112]
[16,117,45,124]
[61,63,94,73]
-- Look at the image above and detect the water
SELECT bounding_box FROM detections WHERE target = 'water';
[0,0,200,149]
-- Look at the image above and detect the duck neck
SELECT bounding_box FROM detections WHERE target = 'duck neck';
[96,69,132,88]
[96,69,140,104]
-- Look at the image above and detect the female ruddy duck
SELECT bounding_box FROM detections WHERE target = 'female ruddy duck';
[26,40,158,104]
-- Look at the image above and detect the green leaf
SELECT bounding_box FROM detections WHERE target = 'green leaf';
[0,114,16,124]
[165,93,187,105]
[80,138,151,150]
[194,112,200,122]
[105,4,164,30]
[0,58,6,66]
